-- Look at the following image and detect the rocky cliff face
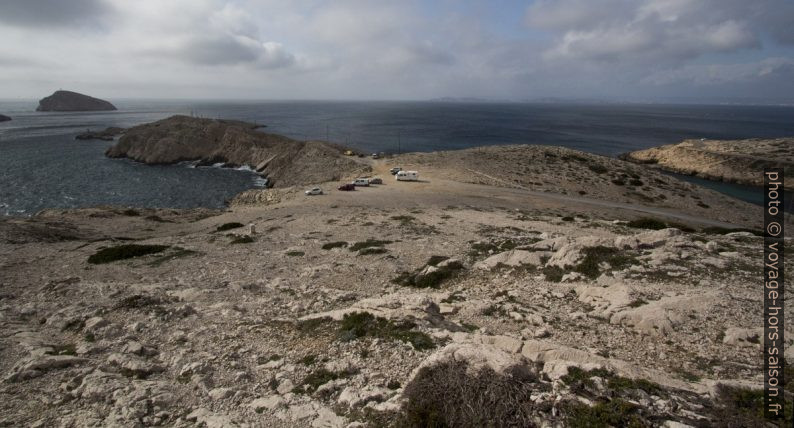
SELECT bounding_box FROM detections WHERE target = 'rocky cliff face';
[106,115,369,187]
[36,90,117,112]
[622,138,794,190]
[0,114,11,122]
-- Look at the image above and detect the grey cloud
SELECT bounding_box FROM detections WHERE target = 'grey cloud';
[527,0,774,64]
[162,35,296,69]
[0,0,110,27]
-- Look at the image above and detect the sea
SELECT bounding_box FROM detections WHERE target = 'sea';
[1,99,793,216]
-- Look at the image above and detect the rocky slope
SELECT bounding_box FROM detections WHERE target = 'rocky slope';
[1,165,791,426]
[0,114,11,122]
[106,115,370,188]
[622,138,794,190]
[36,90,117,112]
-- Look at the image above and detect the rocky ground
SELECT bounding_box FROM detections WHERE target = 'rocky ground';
[622,138,794,190]
[1,149,792,427]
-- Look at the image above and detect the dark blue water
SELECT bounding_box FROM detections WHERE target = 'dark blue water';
[1,99,793,216]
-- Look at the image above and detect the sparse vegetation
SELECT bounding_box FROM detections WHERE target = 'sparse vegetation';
[88,244,169,264]
[574,246,638,279]
[399,360,540,427]
[230,235,254,244]
[286,250,305,256]
[349,239,392,252]
[338,312,435,350]
[626,217,667,230]
[321,241,348,250]
[542,265,564,282]
[216,222,244,232]
[358,247,387,255]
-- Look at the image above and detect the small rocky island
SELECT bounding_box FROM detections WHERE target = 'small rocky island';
[36,90,117,112]
[0,114,11,122]
[622,137,794,190]
[106,115,369,187]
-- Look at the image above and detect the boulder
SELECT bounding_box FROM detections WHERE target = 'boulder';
[474,250,548,270]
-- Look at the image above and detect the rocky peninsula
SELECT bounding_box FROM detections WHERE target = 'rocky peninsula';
[106,115,370,187]
[0,114,11,122]
[2,122,792,426]
[36,90,117,112]
[622,137,794,190]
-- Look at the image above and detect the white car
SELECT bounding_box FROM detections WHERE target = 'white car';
[304,187,323,195]
[353,178,370,187]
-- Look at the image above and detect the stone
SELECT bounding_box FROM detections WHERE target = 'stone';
[276,379,295,395]
[249,395,285,412]
[337,386,390,407]
[722,328,763,347]
[209,387,235,400]
[474,250,547,270]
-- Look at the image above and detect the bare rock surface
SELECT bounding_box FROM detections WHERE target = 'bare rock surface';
[1,150,791,426]
[623,137,794,190]
[106,115,371,188]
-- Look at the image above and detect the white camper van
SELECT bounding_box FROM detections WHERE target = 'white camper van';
[395,171,419,181]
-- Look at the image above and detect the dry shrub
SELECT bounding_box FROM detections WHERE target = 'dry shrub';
[399,359,541,427]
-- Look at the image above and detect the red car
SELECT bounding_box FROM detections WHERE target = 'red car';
[338,183,355,191]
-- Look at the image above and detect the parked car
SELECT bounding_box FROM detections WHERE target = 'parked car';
[369,177,383,184]
[304,187,323,195]
[371,153,380,159]
[338,183,355,191]
[353,178,370,186]
[389,167,402,175]
[395,170,419,181]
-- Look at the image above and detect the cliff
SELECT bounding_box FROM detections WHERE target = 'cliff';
[36,90,117,112]
[106,115,369,187]
[622,138,794,190]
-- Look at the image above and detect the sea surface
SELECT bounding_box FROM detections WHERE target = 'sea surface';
[1,99,793,216]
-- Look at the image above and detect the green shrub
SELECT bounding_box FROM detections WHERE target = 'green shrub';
[358,247,387,255]
[338,312,434,350]
[321,241,348,250]
[286,251,305,256]
[88,244,169,264]
[563,399,644,428]
[588,164,608,174]
[574,246,637,279]
[216,222,244,232]
[542,265,564,282]
[293,368,340,394]
[626,218,667,230]
[231,235,254,244]
[121,208,140,216]
[349,239,392,252]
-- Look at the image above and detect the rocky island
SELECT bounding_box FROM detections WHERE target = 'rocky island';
[106,115,370,187]
[1,118,792,426]
[622,137,794,190]
[36,90,117,112]
[0,114,11,122]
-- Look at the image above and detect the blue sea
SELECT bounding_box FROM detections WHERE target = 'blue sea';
[1,99,793,216]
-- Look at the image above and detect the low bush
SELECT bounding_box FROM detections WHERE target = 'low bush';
[574,246,637,279]
[626,218,667,230]
[358,247,387,256]
[321,241,348,250]
[88,244,169,264]
[349,239,392,252]
[399,359,539,427]
[216,222,244,232]
[338,312,434,350]
[230,235,254,244]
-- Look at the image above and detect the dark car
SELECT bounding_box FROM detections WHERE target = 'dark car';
[338,183,356,191]
[369,177,383,184]
[389,167,402,175]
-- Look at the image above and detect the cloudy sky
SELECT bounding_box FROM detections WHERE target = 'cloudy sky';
[1,0,793,102]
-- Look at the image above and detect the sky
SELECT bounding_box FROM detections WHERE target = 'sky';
[1,0,794,102]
